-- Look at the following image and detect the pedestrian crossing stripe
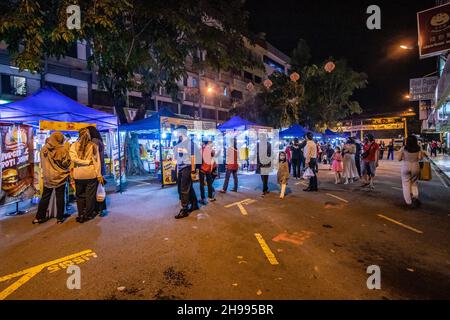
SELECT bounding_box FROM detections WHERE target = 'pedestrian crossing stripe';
[0,249,96,300]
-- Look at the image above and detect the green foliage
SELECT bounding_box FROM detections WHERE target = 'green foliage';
[302,59,368,129]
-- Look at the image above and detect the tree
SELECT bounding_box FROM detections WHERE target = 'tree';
[232,72,305,128]
[302,59,368,129]
[0,0,259,124]
[290,39,311,72]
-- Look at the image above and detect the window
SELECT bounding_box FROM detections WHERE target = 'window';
[263,55,285,73]
[254,76,262,84]
[223,87,228,97]
[192,77,199,88]
[92,89,113,106]
[181,104,199,118]
[231,90,243,100]
[218,111,228,121]
[66,42,78,58]
[183,76,188,87]
[202,108,216,120]
[47,82,77,100]
[243,71,253,81]
[1,75,27,96]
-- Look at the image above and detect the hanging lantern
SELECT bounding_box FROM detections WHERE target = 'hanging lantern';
[246,82,255,92]
[324,61,336,73]
[290,72,300,82]
[263,79,273,89]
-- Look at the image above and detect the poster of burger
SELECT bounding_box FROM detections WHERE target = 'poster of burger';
[0,124,35,205]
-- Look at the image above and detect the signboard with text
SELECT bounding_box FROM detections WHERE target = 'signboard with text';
[341,123,405,132]
[409,77,438,101]
[0,124,35,205]
[418,3,450,59]
[39,120,95,132]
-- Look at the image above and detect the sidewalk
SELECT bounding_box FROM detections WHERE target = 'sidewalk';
[428,153,450,183]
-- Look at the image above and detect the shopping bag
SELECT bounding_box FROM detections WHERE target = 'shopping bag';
[303,168,315,179]
[96,183,106,202]
[419,161,432,181]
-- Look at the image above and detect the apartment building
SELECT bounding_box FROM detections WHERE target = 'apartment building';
[0,39,290,123]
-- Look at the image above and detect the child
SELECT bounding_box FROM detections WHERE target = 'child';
[331,147,343,184]
[277,151,290,199]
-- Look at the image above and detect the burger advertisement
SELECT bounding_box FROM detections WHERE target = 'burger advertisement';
[418,3,450,58]
[0,124,35,205]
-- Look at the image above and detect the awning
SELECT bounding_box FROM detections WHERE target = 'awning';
[0,87,118,131]
[279,124,308,138]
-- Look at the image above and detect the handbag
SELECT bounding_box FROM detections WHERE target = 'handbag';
[419,161,432,181]
[96,182,106,202]
[303,167,315,179]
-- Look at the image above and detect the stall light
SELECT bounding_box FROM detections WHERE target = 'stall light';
[161,132,167,139]
[0,99,11,104]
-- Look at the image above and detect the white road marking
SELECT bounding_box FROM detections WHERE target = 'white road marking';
[431,165,450,188]
[326,193,349,203]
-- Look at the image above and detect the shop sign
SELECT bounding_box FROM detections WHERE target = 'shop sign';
[39,121,95,132]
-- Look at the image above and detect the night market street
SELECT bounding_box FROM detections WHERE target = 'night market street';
[1,159,449,300]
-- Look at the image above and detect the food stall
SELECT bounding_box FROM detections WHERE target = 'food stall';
[120,107,217,186]
[0,87,119,215]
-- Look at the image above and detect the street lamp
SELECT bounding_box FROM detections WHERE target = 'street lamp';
[400,45,413,50]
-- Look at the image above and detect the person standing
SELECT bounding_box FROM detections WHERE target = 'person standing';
[174,126,198,219]
[285,141,292,174]
[199,140,216,204]
[33,132,71,224]
[399,135,424,208]
[257,134,272,196]
[326,143,334,170]
[220,139,239,193]
[277,151,289,199]
[379,141,385,160]
[69,127,104,223]
[354,137,362,177]
[87,126,107,216]
[361,134,380,189]
[331,146,343,184]
[342,138,358,184]
[387,139,395,160]
[290,138,301,179]
[303,132,318,192]
[431,140,438,157]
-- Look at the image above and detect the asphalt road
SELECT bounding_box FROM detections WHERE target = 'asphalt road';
[1,159,449,300]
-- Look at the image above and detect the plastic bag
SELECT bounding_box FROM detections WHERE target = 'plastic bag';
[303,168,315,179]
[96,183,106,202]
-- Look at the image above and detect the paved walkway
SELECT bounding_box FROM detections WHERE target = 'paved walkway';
[429,153,450,182]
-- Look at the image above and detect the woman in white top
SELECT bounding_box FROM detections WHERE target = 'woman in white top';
[398,135,424,208]
[69,127,104,223]
[342,138,359,184]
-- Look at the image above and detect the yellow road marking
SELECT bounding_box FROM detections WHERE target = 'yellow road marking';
[225,199,255,216]
[377,215,423,234]
[254,233,279,265]
[326,193,349,203]
[0,249,94,300]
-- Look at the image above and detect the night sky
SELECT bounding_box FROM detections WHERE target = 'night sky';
[246,0,437,116]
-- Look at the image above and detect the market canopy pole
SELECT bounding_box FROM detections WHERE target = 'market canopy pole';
[117,118,123,194]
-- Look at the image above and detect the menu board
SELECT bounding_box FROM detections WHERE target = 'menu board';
[0,124,35,205]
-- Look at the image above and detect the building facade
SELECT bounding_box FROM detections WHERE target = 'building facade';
[0,39,290,123]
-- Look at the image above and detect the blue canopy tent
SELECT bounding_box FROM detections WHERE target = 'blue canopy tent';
[324,128,350,139]
[217,116,259,131]
[119,107,181,132]
[279,124,308,139]
[0,87,118,131]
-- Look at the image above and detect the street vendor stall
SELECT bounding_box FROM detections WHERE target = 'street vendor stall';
[218,116,273,172]
[120,107,217,187]
[0,87,120,215]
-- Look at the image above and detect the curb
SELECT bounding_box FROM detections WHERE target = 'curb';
[426,155,450,186]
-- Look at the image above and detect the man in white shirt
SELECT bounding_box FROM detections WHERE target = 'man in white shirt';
[303,132,318,192]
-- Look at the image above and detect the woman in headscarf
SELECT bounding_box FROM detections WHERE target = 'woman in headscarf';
[33,132,71,224]
[87,126,107,216]
[69,127,104,223]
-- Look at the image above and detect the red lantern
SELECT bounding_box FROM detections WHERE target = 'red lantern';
[324,61,336,73]
[263,79,273,89]
[246,82,255,92]
[290,72,300,82]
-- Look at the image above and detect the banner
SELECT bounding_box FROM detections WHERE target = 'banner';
[39,120,95,131]
[162,160,177,185]
[409,77,438,101]
[0,124,35,205]
[418,3,450,59]
[160,116,216,131]
[341,123,404,132]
